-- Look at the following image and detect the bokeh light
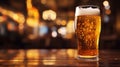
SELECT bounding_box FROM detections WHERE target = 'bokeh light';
[52,31,57,38]
[103,0,109,7]
[42,10,56,20]
[0,7,25,24]
[7,22,16,31]
[39,23,48,36]
[58,27,66,36]
[66,20,74,33]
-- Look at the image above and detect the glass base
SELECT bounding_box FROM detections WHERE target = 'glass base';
[77,55,99,61]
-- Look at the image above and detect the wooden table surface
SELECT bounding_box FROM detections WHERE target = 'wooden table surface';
[0,49,120,67]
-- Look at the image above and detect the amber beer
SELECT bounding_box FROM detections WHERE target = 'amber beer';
[75,5,101,60]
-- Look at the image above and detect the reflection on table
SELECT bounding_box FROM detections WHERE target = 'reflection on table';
[0,49,120,67]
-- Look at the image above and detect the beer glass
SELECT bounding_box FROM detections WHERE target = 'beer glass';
[74,5,101,61]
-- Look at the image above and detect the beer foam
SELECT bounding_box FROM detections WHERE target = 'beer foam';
[75,6,100,16]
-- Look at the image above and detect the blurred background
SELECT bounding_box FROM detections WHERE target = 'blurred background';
[0,0,119,49]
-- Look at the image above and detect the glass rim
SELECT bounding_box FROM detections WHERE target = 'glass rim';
[76,5,100,9]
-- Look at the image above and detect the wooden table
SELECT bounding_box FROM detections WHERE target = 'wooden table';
[0,49,120,67]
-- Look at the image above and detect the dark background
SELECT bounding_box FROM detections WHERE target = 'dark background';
[0,0,120,49]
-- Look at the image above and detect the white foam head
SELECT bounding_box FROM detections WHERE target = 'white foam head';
[75,5,100,16]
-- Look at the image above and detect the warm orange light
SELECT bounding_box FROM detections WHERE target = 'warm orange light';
[56,19,67,25]
[27,0,32,9]
[26,18,39,27]
[41,0,47,4]
[28,7,39,19]
[105,9,111,15]
[0,7,25,24]
[0,16,6,22]
[26,0,39,27]
[66,20,74,33]
[19,24,24,30]
[61,20,67,26]
[28,34,37,39]
[42,10,56,20]
[26,50,40,60]
[11,50,25,63]
[43,59,56,65]
[18,23,24,34]
[12,13,25,24]
[103,0,109,7]
[56,19,61,25]
[26,50,40,65]
[42,55,56,65]
[67,49,75,58]
[7,23,16,31]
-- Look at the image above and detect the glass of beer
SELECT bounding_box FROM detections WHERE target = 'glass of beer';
[74,5,101,61]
